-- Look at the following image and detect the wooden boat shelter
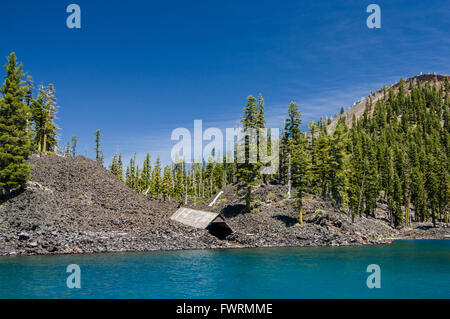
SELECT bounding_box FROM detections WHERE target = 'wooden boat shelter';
[170,207,233,239]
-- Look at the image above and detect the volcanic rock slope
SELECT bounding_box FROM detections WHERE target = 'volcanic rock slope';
[0,155,227,255]
[192,185,398,248]
[1,155,431,256]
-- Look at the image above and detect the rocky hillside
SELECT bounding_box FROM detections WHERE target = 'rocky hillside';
[0,155,446,256]
[0,155,229,255]
[190,185,398,247]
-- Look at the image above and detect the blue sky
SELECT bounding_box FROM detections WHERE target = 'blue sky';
[1,0,449,166]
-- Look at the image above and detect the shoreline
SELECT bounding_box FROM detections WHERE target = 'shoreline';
[2,230,448,257]
[0,240,393,257]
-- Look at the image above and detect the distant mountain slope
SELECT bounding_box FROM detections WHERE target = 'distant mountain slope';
[327,73,449,227]
[327,74,450,132]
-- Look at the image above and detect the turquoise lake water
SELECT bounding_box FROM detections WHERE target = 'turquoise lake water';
[0,240,448,298]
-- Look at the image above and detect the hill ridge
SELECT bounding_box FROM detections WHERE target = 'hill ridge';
[327,73,450,132]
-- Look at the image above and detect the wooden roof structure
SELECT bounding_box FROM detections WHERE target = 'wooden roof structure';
[170,207,230,229]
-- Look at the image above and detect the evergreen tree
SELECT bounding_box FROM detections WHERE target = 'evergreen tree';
[117,153,124,181]
[173,161,185,200]
[255,93,266,130]
[94,129,103,165]
[25,75,33,109]
[312,131,331,197]
[24,75,33,132]
[281,102,303,197]
[285,102,302,141]
[291,131,310,224]
[0,53,32,194]
[109,152,124,181]
[30,85,45,153]
[41,84,58,153]
[162,165,172,200]
[142,153,151,192]
[151,156,162,198]
[65,142,71,157]
[329,119,349,211]
[235,95,261,212]
[71,135,77,157]
[30,84,58,154]
[125,154,136,188]
[362,137,378,217]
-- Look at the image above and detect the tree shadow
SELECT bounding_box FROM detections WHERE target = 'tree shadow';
[273,215,297,227]
[0,188,25,204]
[221,204,247,218]
[416,224,434,230]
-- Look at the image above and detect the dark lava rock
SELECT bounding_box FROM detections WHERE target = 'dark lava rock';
[18,232,30,241]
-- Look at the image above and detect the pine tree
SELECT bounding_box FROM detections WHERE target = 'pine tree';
[151,156,162,198]
[256,94,269,183]
[362,137,378,217]
[291,131,310,224]
[30,85,45,153]
[329,119,349,211]
[255,93,266,130]
[30,84,58,154]
[312,131,331,197]
[25,75,33,109]
[117,153,124,181]
[285,102,302,141]
[425,154,440,227]
[278,121,289,184]
[392,171,404,227]
[41,84,58,153]
[65,142,71,157]
[109,152,124,181]
[162,165,172,200]
[142,153,151,192]
[71,135,77,157]
[235,95,261,212]
[204,156,215,198]
[0,53,32,194]
[94,129,103,165]
[282,101,303,197]
[347,127,365,220]
[173,161,185,200]
[24,75,33,132]
[125,154,136,189]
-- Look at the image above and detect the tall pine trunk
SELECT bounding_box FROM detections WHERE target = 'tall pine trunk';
[287,154,291,198]
[405,197,411,226]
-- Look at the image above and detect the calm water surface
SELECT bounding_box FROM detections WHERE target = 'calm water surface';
[0,240,448,298]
